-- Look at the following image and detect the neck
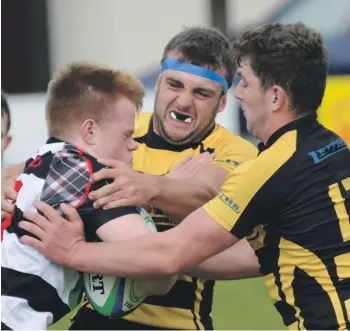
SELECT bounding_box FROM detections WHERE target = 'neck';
[54,134,99,159]
[260,111,300,145]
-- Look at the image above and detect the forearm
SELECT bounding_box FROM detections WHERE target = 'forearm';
[71,233,178,277]
[150,176,217,223]
[186,239,261,280]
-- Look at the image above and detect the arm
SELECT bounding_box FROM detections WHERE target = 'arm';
[97,214,177,296]
[20,202,239,277]
[89,157,228,224]
[185,239,261,280]
[150,164,228,222]
[19,156,269,279]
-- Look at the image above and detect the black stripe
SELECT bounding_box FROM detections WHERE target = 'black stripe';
[143,279,197,310]
[199,280,215,330]
[1,267,70,323]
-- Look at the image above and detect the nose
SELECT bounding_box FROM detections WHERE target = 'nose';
[176,90,193,109]
[129,139,138,151]
[234,82,243,101]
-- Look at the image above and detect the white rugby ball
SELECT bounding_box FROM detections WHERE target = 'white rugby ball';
[83,208,157,318]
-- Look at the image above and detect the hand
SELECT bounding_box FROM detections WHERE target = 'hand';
[19,201,86,267]
[167,152,215,179]
[1,176,17,221]
[89,158,158,209]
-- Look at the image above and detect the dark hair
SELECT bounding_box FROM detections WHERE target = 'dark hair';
[233,22,328,115]
[46,62,145,137]
[1,91,11,132]
[162,27,235,89]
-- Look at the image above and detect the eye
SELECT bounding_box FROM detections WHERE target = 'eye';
[168,81,182,89]
[196,91,210,98]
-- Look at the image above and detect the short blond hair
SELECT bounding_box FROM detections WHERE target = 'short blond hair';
[46,62,145,137]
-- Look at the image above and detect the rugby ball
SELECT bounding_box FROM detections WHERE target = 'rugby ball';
[83,208,157,318]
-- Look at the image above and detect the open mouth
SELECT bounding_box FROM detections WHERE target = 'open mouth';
[169,111,193,123]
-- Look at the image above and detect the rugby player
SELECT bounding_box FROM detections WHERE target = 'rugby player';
[22,23,350,330]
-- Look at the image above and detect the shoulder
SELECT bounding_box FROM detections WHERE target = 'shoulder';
[205,124,258,170]
[134,112,152,138]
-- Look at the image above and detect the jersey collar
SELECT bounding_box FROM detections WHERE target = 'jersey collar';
[258,114,318,153]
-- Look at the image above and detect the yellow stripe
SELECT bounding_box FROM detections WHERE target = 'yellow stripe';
[287,319,300,330]
[342,177,350,191]
[179,274,194,282]
[193,279,205,330]
[329,181,350,242]
[263,273,281,304]
[123,304,198,329]
[279,238,347,330]
[345,299,350,324]
[334,252,350,280]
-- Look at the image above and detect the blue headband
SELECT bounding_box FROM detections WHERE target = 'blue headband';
[160,58,228,93]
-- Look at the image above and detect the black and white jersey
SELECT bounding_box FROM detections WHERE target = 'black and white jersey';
[1,137,139,330]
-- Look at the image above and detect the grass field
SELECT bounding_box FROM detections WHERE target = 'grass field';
[51,277,286,330]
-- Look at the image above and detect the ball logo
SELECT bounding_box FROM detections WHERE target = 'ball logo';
[91,274,105,295]
[122,278,148,312]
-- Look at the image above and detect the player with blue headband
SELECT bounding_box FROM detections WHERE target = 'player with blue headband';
[3,27,258,331]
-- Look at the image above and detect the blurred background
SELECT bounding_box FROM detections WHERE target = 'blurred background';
[1,0,350,329]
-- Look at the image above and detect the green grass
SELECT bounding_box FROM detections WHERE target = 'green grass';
[51,278,285,330]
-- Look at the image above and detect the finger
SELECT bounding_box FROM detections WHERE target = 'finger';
[33,200,62,224]
[1,198,15,214]
[93,190,129,208]
[179,153,194,163]
[20,235,45,251]
[96,158,124,169]
[23,211,51,231]
[60,203,83,225]
[18,221,47,240]
[4,185,18,201]
[173,153,194,168]
[198,152,215,163]
[90,168,123,183]
[89,183,120,201]
[103,197,137,210]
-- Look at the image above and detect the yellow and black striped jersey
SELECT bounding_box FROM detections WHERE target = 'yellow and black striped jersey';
[79,112,257,330]
[204,115,350,330]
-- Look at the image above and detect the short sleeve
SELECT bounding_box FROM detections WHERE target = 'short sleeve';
[205,130,298,238]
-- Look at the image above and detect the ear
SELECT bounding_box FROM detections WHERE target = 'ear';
[3,135,12,151]
[217,93,227,113]
[270,86,285,112]
[80,119,98,145]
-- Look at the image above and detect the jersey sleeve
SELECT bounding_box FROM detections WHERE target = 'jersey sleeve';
[204,133,296,238]
[39,151,138,236]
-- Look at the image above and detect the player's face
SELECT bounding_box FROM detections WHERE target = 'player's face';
[153,65,227,146]
[96,97,138,166]
[234,61,271,140]
[1,113,11,160]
